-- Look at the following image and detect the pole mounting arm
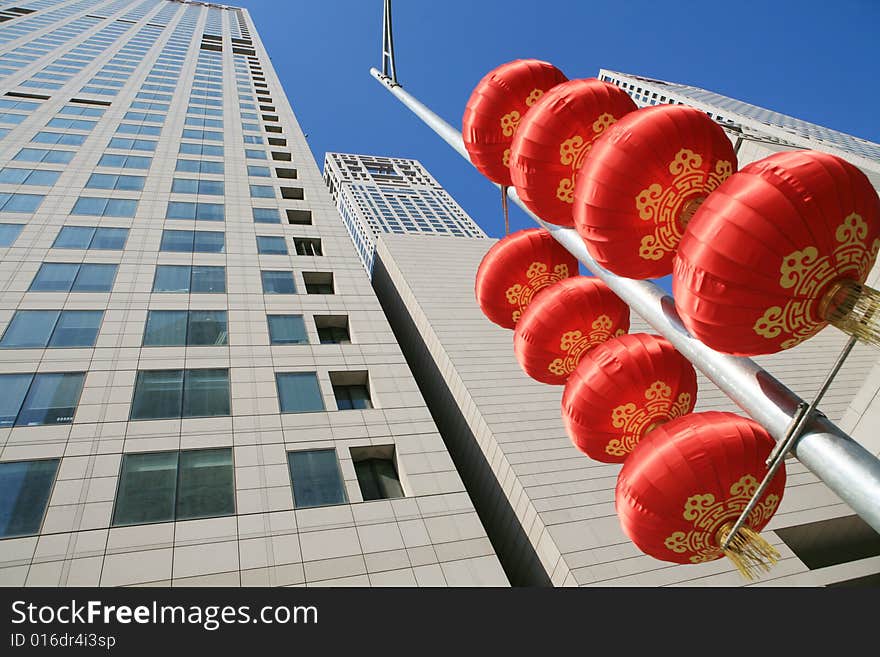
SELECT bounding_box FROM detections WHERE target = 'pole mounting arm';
[381,0,399,85]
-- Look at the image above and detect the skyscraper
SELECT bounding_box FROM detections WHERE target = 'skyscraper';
[0,0,507,587]
[323,153,487,275]
[364,72,880,586]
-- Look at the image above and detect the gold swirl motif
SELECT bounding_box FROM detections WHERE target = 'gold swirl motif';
[505,262,570,324]
[525,88,543,107]
[502,148,511,168]
[548,315,626,376]
[636,149,733,262]
[663,474,781,564]
[753,213,880,349]
[606,381,692,456]
[500,110,521,138]
[556,114,618,205]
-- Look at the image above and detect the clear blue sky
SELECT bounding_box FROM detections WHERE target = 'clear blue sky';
[241,0,879,249]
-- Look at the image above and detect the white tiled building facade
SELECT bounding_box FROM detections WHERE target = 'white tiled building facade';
[323,152,487,275]
[0,0,507,587]
[365,73,880,586]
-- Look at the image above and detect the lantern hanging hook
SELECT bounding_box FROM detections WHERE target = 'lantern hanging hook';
[721,334,859,553]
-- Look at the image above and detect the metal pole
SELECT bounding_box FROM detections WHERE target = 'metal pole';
[369,67,880,533]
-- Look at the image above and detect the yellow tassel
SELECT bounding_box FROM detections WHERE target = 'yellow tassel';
[821,279,880,348]
[717,523,780,581]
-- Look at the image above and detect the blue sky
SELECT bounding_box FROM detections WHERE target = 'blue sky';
[241,0,879,247]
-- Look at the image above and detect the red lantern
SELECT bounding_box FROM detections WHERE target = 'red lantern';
[561,333,696,462]
[513,277,629,385]
[509,78,637,227]
[462,59,568,186]
[574,105,737,279]
[674,150,880,355]
[475,228,578,329]
[616,411,786,578]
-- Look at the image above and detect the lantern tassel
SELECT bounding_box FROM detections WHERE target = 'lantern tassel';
[501,186,510,235]
[821,279,880,348]
[717,523,780,580]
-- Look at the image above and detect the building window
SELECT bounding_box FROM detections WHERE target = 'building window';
[252,208,279,223]
[256,235,287,255]
[261,270,296,294]
[0,372,85,427]
[287,449,347,509]
[0,168,61,186]
[179,143,223,157]
[249,184,274,198]
[1,310,103,348]
[70,197,137,217]
[143,310,227,346]
[171,178,224,195]
[293,237,322,256]
[29,263,117,292]
[85,173,145,191]
[0,223,24,246]
[276,372,324,413]
[329,371,372,410]
[0,459,59,538]
[166,201,224,222]
[159,229,224,253]
[130,368,230,420]
[302,271,333,294]
[175,159,224,175]
[286,209,312,225]
[350,446,404,501]
[14,149,75,164]
[267,315,308,344]
[314,316,350,345]
[112,448,234,526]
[0,192,45,213]
[97,153,151,169]
[52,226,128,250]
[247,165,270,177]
[152,265,225,294]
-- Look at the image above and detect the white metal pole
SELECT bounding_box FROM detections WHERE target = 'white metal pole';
[369,67,880,533]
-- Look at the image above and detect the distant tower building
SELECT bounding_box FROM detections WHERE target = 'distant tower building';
[323,153,487,275]
[598,70,880,187]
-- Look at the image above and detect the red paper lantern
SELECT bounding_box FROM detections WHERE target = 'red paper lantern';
[561,333,696,462]
[616,411,786,578]
[475,228,578,329]
[574,105,737,279]
[462,59,568,186]
[674,150,880,355]
[513,277,629,385]
[509,78,637,227]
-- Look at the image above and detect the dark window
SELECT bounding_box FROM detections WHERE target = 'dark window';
[329,371,372,410]
[303,272,333,295]
[314,316,350,344]
[293,237,322,256]
[0,459,59,538]
[288,449,347,509]
[776,515,880,570]
[286,209,312,225]
[350,446,404,501]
